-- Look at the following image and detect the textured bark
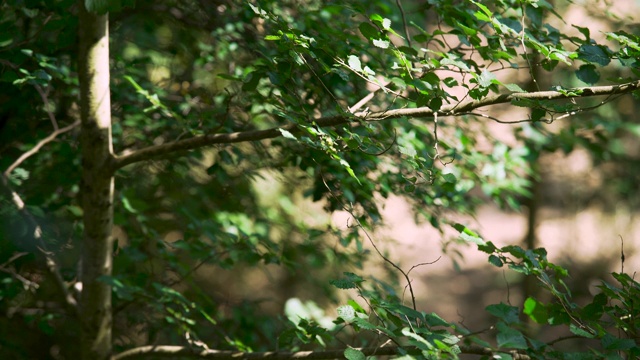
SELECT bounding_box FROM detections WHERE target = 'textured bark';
[78,2,115,359]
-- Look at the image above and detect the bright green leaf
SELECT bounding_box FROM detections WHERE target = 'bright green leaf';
[523,297,548,324]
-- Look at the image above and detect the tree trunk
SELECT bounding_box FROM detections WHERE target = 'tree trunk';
[78,2,114,359]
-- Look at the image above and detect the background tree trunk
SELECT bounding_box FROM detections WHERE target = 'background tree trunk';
[77,2,114,359]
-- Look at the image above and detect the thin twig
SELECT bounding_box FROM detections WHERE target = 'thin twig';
[407,257,441,275]
[343,206,418,311]
[4,120,80,177]
[520,3,540,92]
[619,235,625,274]
[395,0,411,47]
[34,84,59,130]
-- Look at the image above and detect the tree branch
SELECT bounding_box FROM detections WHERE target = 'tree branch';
[112,345,531,360]
[4,120,80,177]
[111,80,640,171]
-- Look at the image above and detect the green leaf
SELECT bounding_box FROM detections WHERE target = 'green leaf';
[424,312,451,327]
[572,25,590,41]
[121,196,139,214]
[347,300,366,314]
[339,159,361,184]
[337,305,356,322]
[471,0,493,17]
[402,328,433,350]
[569,323,594,338]
[442,173,456,183]
[67,205,84,217]
[398,145,417,157]
[248,3,267,16]
[478,69,496,88]
[504,83,525,92]
[369,14,384,24]
[358,22,378,40]
[452,223,485,246]
[429,97,443,111]
[352,317,378,331]
[577,45,611,66]
[488,254,503,267]
[496,322,527,349]
[344,347,365,360]
[523,297,548,324]
[473,11,491,22]
[575,64,599,84]
[443,77,458,87]
[531,108,546,122]
[330,272,364,289]
[382,302,424,321]
[397,46,417,57]
[242,71,262,91]
[601,334,636,350]
[486,303,520,324]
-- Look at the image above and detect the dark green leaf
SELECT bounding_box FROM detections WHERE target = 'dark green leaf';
[577,45,611,66]
[569,324,594,338]
[601,333,635,350]
[358,22,379,40]
[486,303,520,324]
[496,322,527,349]
[429,97,443,112]
[576,64,600,84]
[488,255,503,267]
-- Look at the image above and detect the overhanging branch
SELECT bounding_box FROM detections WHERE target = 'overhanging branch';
[112,344,531,360]
[111,79,640,171]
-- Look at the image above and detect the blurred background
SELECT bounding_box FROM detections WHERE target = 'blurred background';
[1,0,639,358]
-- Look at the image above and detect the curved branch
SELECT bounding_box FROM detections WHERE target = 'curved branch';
[112,345,531,360]
[112,79,640,171]
[4,120,80,177]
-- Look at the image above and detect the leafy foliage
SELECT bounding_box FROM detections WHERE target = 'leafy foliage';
[0,0,639,359]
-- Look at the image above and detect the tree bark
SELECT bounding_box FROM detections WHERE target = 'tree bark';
[78,2,115,359]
